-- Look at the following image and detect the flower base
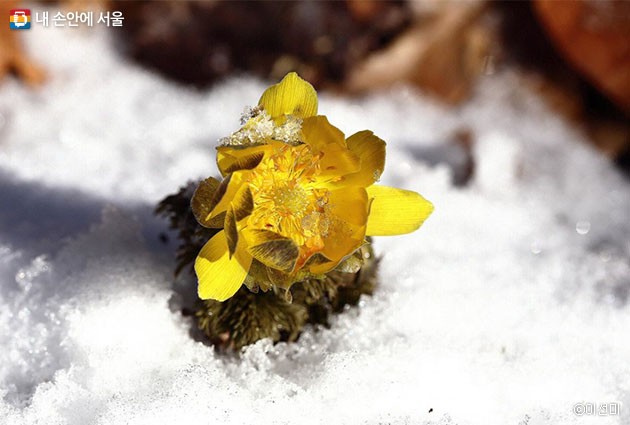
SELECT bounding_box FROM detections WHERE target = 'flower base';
[156,182,379,350]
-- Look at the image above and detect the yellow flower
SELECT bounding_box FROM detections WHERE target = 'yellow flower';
[192,73,433,301]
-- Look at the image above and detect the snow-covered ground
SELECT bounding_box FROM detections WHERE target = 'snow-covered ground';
[0,24,629,425]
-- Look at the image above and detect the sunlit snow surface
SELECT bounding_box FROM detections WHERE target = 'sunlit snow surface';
[1,27,629,425]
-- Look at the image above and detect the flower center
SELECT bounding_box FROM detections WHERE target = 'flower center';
[273,185,308,215]
[247,143,330,265]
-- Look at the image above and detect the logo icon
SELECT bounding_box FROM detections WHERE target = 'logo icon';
[10,9,30,29]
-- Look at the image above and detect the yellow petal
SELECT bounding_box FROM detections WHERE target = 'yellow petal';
[328,187,369,226]
[191,176,223,228]
[365,185,434,236]
[231,184,254,222]
[216,145,268,177]
[316,233,364,274]
[303,252,335,275]
[299,118,362,183]
[243,229,299,272]
[301,116,346,151]
[195,230,253,301]
[334,249,364,273]
[224,207,238,258]
[206,170,252,221]
[303,252,332,268]
[265,266,295,290]
[258,72,318,119]
[342,130,386,187]
[314,187,369,271]
[318,143,361,178]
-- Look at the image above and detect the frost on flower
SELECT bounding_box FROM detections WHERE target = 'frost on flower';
[221,105,304,147]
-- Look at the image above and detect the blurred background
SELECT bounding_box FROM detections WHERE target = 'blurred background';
[3,0,629,169]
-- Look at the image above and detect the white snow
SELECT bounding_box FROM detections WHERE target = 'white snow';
[1,23,629,425]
